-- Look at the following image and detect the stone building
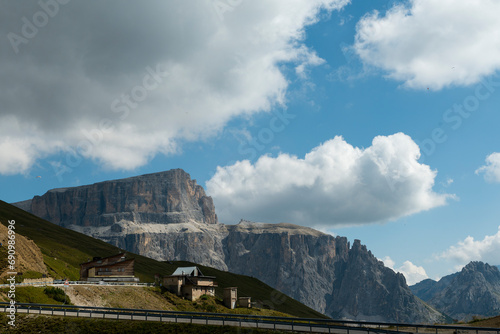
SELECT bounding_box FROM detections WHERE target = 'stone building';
[238,297,252,308]
[223,287,238,309]
[163,266,217,301]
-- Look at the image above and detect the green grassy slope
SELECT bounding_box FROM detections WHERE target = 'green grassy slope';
[0,200,327,319]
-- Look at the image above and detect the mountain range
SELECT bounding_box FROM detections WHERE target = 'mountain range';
[410,261,500,321]
[12,169,499,323]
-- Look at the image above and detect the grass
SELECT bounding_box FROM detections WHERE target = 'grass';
[466,314,500,328]
[0,313,290,334]
[0,246,7,274]
[153,287,292,317]
[0,286,71,305]
[0,200,327,319]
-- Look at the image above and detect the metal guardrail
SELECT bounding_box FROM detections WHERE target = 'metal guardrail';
[1,303,499,334]
[0,281,154,287]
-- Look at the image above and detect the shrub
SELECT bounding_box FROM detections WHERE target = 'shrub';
[43,286,69,303]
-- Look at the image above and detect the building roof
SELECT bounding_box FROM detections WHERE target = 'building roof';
[79,253,127,266]
[90,258,134,269]
[171,266,204,277]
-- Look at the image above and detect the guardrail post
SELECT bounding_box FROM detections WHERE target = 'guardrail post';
[146,312,148,321]
[52,307,54,316]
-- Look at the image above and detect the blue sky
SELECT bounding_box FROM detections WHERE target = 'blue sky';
[2,0,500,284]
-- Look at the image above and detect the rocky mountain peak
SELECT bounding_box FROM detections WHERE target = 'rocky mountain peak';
[16,169,218,227]
[462,261,499,275]
[412,261,500,321]
[327,239,444,323]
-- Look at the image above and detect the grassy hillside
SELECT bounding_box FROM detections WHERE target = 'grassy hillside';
[467,314,500,328]
[0,200,327,319]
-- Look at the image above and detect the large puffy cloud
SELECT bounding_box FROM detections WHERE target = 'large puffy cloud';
[438,226,500,266]
[381,257,429,286]
[476,153,500,183]
[206,133,452,226]
[352,0,500,90]
[0,0,349,174]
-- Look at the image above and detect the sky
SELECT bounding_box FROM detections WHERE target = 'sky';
[1,0,500,285]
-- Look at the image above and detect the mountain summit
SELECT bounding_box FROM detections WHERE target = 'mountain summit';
[21,169,218,227]
[411,261,500,321]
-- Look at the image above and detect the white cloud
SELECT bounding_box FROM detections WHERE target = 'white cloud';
[0,0,350,174]
[476,153,500,183]
[381,256,396,269]
[438,225,500,266]
[206,132,452,226]
[381,256,429,286]
[397,261,429,285]
[352,0,500,90]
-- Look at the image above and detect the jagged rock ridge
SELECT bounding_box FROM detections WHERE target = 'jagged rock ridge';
[411,261,500,321]
[14,169,444,323]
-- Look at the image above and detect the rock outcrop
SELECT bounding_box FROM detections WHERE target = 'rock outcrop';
[411,261,500,321]
[326,240,443,323]
[27,169,218,227]
[224,220,349,313]
[14,169,445,323]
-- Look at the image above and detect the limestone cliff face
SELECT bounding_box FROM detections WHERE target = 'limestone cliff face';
[69,220,229,271]
[224,220,349,313]
[14,169,445,323]
[326,240,444,323]
[27,169,218,227]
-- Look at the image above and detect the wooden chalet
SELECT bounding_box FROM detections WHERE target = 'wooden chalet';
[79,253,139,282]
